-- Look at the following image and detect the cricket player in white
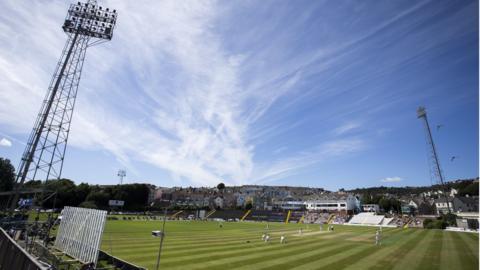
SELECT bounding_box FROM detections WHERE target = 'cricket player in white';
[375,230,381,245]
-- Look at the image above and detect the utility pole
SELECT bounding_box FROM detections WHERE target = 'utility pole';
[417,107,451,214]
[9,0,118,211]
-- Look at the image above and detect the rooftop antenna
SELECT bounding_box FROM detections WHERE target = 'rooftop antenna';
[118,169,126,185]
[417,106,451,214]
[9,0,118,211]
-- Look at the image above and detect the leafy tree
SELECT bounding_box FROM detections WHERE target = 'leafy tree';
[42,179,77,209]
[458,182,479,196]
[85,188,110,209]
[417,202,435,215]
[423,218,433,228]
[443,213,457,227]
[79,200,97,209]
[83,184,150,210]
[0,158,15,191]
[378,197,401,213]
[24,180,42,188]
[74,182,92,206]
[378,197,391,212]
[423,214,456,229]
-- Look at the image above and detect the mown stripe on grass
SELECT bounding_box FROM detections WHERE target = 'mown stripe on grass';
[171,232,363,270]
[439,231,462,270]
[342,229,420,270]
[131,233,325,268]
[109,234,261,254]
[257,243,357,270]
[230,231,377,270]
[214,229,382,270]
[124,235,275,258]
[111,238,255,257]
[110,228,317,257]
[370,229,429,270]
[105,228,300,245]
[166,235,336,266]
[414,230,442,270]
[450,231,479,270]
[103,221,471,270]
[203,241,351,270]
[312,228,410,270]
[457,231,479,260]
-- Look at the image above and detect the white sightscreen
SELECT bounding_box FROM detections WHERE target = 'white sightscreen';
[54,206,107,264]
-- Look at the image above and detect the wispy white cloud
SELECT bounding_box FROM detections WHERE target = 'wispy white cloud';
[0,0,474,187]
[380,177,402,183]
[253,138,366,184]
[333,121,362,136]
[0,0,255,186]
[0,138,12,147]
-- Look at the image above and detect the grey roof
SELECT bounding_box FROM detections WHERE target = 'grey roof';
[434,197,451,203]
[455,196,478,205]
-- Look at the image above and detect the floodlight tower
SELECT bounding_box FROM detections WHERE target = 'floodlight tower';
[9,0,117,211]
[118,169,126,185]
[417,107,451,214]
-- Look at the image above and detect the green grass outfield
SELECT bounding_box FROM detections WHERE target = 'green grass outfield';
[101,220,479,270]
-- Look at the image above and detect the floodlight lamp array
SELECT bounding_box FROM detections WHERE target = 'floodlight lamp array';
[62,1,117,40]
[417,106,426,118]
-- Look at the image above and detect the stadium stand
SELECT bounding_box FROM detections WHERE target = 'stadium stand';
[389,216,415,227]
[288,211,305,223]
[205,210,216,218]
[285,210,291,223]
[348,212,385,225]
[171,210,184,218]
[208,210,245,221]
[327,214,336,224]
[381,217,394,226]
[241,210,251,221]
[303,212,340,224]
[332,212,349,224]
[245,211,286,222]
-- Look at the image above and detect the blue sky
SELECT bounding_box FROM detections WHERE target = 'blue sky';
[0,0,478,190]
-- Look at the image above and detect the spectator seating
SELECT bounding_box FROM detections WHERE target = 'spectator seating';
[348,212,385,225]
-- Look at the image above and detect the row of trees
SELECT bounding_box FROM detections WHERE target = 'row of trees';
[0,158,15,192]
[361,194,402,213]
[22,179,151,211]
[1,157,150,211]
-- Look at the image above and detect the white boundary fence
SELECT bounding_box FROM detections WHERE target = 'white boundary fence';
[54,207,107,265]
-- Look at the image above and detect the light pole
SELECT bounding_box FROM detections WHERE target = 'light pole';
[417,107,451,214]
[153,208,168,270]
[8,0,117,212]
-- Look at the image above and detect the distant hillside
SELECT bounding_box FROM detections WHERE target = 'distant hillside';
[347,178,479,197]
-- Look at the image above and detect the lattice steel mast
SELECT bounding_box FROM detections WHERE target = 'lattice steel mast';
[417,107,451,214]
[117,169,126,185]
[9,0,117,210]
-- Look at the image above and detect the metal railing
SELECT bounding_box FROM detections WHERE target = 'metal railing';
[0,227,46,270]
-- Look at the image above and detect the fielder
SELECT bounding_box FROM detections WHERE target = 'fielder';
[375,230,381,246]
